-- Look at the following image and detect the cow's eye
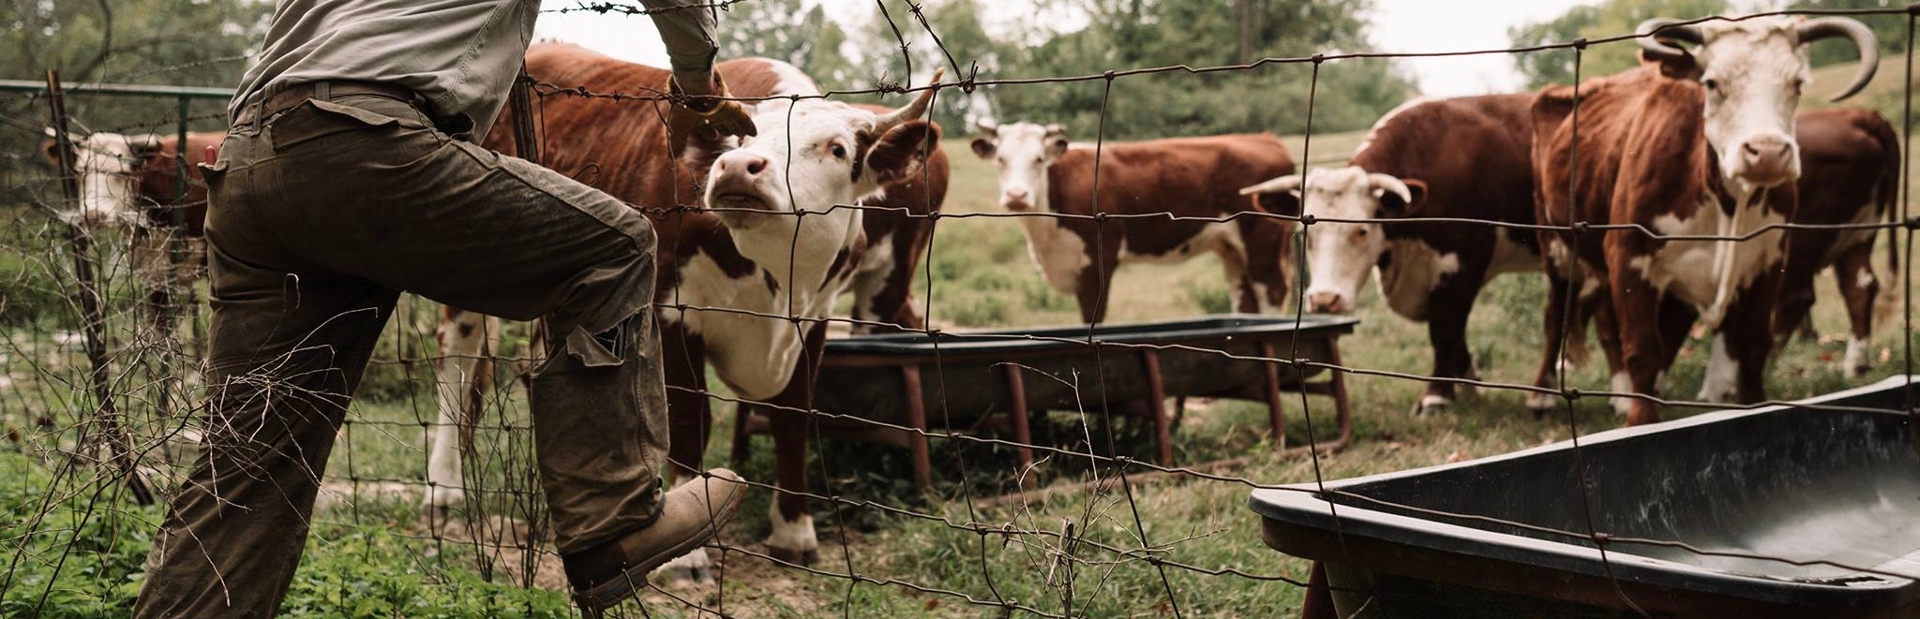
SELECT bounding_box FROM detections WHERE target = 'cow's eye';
[1790,78,1805,95]
[1033,156,1043,165]
[1703,78,1721,93]
[829,143,847,159]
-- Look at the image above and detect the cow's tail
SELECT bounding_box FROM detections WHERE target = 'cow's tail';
[1872,115,1904,331]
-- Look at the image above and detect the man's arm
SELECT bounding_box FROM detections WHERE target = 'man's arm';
[641,0,719,95]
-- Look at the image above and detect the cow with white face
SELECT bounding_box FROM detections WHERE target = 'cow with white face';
[1240,94,1543,415]
[42,128,220,344]
[45,130,156,227]
[1531,15,1878,425]
[972,122,1298,321]
[427,44,943,580]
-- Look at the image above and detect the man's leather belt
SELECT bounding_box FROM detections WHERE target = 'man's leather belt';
[233,80,420,126]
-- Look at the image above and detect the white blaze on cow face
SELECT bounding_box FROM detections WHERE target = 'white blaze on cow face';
[1240,166,1421,315]
[46,131,156,227]
[706,89,938,282]
[1692,19,1811,192]
[969,121,1069,212]
[1644,15,1879,195]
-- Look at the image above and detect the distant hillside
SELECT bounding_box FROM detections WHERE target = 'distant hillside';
[1806,52,1915,123]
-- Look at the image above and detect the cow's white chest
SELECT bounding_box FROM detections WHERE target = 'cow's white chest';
[1375,239,1460,320]
[1637,199,1786,315]
[1018,216,1091,294]
[662,253,839,400]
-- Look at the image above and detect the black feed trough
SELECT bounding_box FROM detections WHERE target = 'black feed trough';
[733,315,1358,490]
[1251,376,1920,618]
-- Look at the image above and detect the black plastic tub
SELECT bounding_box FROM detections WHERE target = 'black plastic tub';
[1251,377,1920,618]
[811,315,1357,436]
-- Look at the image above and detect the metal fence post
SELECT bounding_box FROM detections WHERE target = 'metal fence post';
[43,70,155,506]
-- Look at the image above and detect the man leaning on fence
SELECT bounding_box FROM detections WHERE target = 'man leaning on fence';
[131,1,755,616]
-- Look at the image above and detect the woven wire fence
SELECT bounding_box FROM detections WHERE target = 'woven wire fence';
[1,2,1917,618]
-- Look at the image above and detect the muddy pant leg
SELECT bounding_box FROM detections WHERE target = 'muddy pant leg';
[238,95,672,554]
[529,304,671,553]
[133,260,398,617]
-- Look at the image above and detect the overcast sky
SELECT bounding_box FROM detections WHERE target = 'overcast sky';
[534,0,1602,98]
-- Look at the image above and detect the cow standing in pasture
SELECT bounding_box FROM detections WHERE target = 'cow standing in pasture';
[1530,16,1878,425]
[41,130,222,340]
[429,43,945,575]
[969,123,1298,323]
[1238,94,1543,415]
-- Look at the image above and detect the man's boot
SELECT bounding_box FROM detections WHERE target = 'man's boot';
[562,468,748,615]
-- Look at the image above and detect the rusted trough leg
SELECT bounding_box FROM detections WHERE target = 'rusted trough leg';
[1259,341,1287,450]
[1300,561,1337,619]
[1326,341,1354,446]
[901,364,934,492]
[1142,350,1173,466]
[1001,363,1036,488]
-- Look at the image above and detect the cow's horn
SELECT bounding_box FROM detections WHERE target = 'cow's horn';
[1043,123,1067,139]
[874,68,945,133]
[975,119,998,137]
[1636,18,1704,61]
[1368,173,1413,204]
[1239,174,1303,196]
[1798,18,1878,102]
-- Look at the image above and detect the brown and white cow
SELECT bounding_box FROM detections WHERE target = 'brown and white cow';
[428,43,943,574]
[1530,16,1877,425]
[1238,94,1542,415]
[969,125,1297,322]
[41,129,220,339]
[1664,107,1901,403]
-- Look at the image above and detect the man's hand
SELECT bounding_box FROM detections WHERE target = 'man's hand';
[667,73,756,157]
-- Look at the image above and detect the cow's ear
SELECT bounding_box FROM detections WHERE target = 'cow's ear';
[865,120,942,185]
[1641,49,1702,80]
[41,139,61,164]
[969,137,996,159]
[1377,178,1428,216]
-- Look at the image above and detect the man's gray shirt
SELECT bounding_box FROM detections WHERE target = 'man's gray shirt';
[230,0,716,141]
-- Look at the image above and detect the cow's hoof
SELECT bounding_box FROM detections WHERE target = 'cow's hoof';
[1524,393,1559,418]
[652,548,713,586]
[421,486,465,511]
[1412,395,1452,416]
[767,545,819,566]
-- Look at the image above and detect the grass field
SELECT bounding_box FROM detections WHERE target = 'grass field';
[4,112,1918,616]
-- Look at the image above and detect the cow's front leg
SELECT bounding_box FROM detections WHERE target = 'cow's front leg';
[764,321,828,566]
[427,308,497,511]
[1729,270,1785,405]
[1074,248,1120,324]
[1609,246,1665,425]
[1529,258,1581,414]
[1417,278,1480,415]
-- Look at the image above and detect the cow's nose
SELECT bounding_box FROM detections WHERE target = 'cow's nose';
[1005,188,1029,202]
[1307,292,1345,314]
[1739,135,1793,181]
[718,153,770,179]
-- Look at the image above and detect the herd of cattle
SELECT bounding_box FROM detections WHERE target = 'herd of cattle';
[39,15,1899,570]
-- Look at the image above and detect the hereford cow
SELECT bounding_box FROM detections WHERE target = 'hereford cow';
[1530,16,1877,425]
[41,130,221,338]
[1636,107,1900,404]
[427,43,943,576]
[969,124,1297,322]
[1237,94,1544,415]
